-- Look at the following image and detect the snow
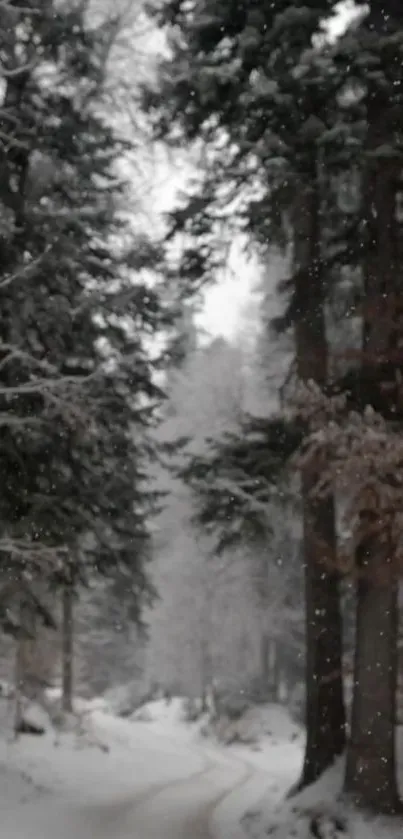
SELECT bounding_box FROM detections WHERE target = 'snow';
[242,727,403,839]
[1,691,402,839]
[0,689,304,839]
[210,703,304,839]
[0,693,207,838]
[131,696,190,733]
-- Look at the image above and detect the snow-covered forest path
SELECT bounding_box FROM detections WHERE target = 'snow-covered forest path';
[77,748,253,839]
[1,704,278,839]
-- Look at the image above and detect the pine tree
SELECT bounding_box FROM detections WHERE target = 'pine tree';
[331,1,403,811]
[141,0,348,785]
[0,2,166,646]
[180,412,303,697]
[149,335,257,697]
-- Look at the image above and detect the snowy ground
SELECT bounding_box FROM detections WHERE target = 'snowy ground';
[0,692,301,839]
[1,691,402,839]
[241,726,403,839]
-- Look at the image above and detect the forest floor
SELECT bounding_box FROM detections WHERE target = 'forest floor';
[0,691,296,839]
[236,715,403,839]
[0,691,402,839]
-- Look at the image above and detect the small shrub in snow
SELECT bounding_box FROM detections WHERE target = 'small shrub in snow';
[216,691,250,721]
[0,680,13,699]
[242,759,351,839]
[182,697,204,723]
[132,706,153,722]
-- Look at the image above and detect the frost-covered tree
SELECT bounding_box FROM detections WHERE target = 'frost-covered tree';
[140,0,403,806]
[0,0,169,709]
[324,1,403,810]
[147,334,268,697]
[140,0,350,786]
[147,317,306,706]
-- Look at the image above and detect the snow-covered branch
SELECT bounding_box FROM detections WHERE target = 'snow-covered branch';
[0,248,52,291]
[0,538,68,569]
[0,59,39,79]
[211,476,274,518]
[0,372,95,398]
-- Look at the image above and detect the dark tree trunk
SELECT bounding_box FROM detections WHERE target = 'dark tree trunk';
[300,483,345,786]
[14,600,26,738]
[293,169,346,789]
[344,6,401,809]
[259,630,270,691]
[269,639,281,701]
[1,63,30,251]
[256,550,271,695]
[200,623,212,710]
[62,584,74,714]
[14,597,34,736]
[345,526,399,811]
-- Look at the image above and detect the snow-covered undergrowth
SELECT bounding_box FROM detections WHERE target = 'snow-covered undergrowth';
[132,693,305,798]
[134,691,403,839]
[242,729,403,839]
[0,688,206,838]
[3,685,400,839]
[206,701,302,749]
[131,696,190,730]
[130,693,303,762]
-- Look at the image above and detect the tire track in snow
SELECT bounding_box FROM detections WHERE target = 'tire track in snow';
[129,758,253,839]
[66,731,263,839]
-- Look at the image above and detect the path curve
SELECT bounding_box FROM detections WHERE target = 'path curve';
[78,736,258,839]
[4,725,265,839]
[129,753,253,839]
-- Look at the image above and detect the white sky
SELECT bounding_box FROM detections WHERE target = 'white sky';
[196,247,259,339]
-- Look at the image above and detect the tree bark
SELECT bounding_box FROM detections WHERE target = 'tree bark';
[345,526,399,811]
[62,583,74,714]
[300,481,345,786]
[269,639,282,702]
[293,168,345,789]
[257,551,272,697]
[200,614,212,710]
[14,605,25,738]
[14,596,33,736]
[259,630,270,691]
[344,8,401,807]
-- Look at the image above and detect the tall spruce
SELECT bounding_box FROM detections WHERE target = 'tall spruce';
[333,1,403,811]
[141,0,347,785]
[291,170,345,786]
[0,2,165,639]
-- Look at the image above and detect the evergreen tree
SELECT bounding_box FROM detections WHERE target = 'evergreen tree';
[142,0,403,812]
[148,335,258,697]
[0,2,167,648]
[141,0,348,785]
[330,0,403,811]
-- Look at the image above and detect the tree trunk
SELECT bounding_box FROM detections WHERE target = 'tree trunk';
[269,639,282,701]
[345,527,399,811]
[200,617,212,710]
[257,551,272,697]
[300,483,345,786]
[62,584,74,713]
[259,632,282,701]
[344,7,401,808]
[259,630,270,692]
[14,609,25,737]
[14,596,32,736]
[293,169,345,789]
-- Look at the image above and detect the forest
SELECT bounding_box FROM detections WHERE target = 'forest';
[1,0,403,834]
